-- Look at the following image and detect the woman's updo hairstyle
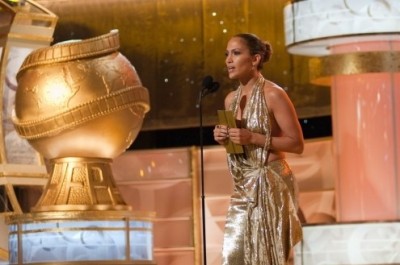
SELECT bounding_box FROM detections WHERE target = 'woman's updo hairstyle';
[234,33,272,70]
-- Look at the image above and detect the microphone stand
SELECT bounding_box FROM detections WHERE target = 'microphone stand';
[197,87,208,265]
[197,79,219,265]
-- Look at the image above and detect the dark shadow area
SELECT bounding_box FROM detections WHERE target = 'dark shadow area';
[129,116,332,150]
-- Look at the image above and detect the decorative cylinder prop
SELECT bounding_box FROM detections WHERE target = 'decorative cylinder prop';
[6,29,154,265]
[284,1,400,264]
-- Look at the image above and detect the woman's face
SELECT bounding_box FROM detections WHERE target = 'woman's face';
[225,37,256,81]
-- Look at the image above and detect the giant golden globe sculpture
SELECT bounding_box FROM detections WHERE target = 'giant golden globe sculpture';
[13,29,150,212]
[7,30,154,264]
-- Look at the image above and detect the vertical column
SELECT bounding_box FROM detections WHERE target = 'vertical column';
[331,41,400,221]
[284,0,400,222]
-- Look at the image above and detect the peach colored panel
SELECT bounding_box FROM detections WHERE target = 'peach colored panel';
[395,73,400,213]
[118,180,193,218]
[331,40,400,53]
[331,41,400,222]
[155,250,195,265]
[153,219,194,248]
[332,72,399,221]
[112,148,191,181]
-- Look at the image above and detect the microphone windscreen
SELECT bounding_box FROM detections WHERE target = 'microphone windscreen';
[210,82,220,93]
[202,75,214,89]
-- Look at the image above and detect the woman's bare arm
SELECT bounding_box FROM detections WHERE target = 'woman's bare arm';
[265,86,304,154]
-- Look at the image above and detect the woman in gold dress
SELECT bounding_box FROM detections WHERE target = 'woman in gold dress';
[213,33,304,265]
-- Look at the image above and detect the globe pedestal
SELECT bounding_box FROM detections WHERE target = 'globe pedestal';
[32,157,129,213]
[6,157,156,264]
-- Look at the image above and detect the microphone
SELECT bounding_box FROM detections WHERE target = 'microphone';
[209,81,220,94]
[201,75,220,98]
[202,75,214,90]
[197,76,219,108]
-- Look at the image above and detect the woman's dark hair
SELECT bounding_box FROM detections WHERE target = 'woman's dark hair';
[234,33,272,70]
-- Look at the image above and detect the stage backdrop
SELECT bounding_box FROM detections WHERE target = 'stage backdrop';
[34,0,330,131]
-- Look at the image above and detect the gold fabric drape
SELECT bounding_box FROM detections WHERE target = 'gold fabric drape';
[222,76,302,264]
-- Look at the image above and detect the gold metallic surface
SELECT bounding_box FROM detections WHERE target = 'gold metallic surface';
[222,76,302,264]
[0,165,47,178]
[11,30,150,213]
[13,86,148,140]
[0,247,7,261]
[309,51,400,86]
[6,209,155,223]
[18,29,120,71]
[13,29,150,159]
[32,157,129,212]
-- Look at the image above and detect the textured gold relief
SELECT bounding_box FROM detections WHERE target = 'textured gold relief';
[18,30,120,70]
[92,166,103,182]
[309,51,400,86]
[33,158,128,212]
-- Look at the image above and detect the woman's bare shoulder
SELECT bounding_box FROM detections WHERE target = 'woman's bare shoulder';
[225,90,236,99]
[263,80,287,99]
[224,90,237,108]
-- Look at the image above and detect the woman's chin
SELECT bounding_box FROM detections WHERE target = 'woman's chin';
[228,72,237,79]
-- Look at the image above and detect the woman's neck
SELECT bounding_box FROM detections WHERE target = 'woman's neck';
[239,73,263,91]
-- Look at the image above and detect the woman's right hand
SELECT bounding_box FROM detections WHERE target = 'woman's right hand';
[213,125,229,145]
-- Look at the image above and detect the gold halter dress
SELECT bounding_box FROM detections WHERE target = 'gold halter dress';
[221,76,302,265]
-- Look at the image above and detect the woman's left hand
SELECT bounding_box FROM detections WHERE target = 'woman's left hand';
[227,128,253,145]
